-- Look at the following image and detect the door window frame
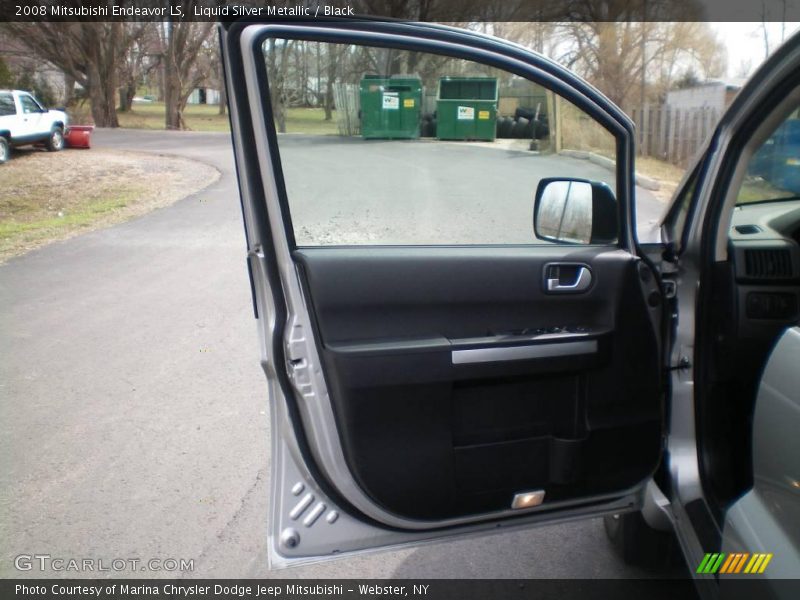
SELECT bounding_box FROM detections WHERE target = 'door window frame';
[246,23,638,252]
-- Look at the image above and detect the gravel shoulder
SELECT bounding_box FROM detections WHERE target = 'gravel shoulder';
[0,147,220,263]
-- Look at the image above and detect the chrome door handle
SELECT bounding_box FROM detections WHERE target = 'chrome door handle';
[546,265,592,292]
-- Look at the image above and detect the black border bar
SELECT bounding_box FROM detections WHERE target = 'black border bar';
[2,0,800,22]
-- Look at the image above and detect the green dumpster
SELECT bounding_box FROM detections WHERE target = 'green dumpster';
[436,77,498,141]
[359,76,422,139]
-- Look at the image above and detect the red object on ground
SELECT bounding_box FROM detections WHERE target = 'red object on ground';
[64,125,94,149]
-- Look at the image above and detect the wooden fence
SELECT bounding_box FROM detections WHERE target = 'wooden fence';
[630,104,721,166]
[332,83,360,136]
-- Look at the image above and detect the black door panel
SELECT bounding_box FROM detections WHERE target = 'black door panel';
[296,247,630,340]
[294,247,662,520]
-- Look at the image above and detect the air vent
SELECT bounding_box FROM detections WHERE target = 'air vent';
[744,248,793,278]
[734,224,761,235]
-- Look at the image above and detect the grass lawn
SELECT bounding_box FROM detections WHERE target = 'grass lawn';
[634,156,687,187]
[116,102,231,132]
[0,147,218,262]
[280,107,339,135]
[634,156,688,202]
[70,102,339,135]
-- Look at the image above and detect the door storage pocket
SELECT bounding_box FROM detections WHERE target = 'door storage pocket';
[452,375,584,446]
[453,435,586,494]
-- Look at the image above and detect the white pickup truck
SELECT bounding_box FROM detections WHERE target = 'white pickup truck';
[0,89,69,164]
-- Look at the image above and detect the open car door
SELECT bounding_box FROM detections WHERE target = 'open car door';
[220,18,667,566]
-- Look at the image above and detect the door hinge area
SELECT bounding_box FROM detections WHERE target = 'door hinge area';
[661,240,679,265]
[284,317,316,397]
[661,279,677,299]
[288,357,307,370]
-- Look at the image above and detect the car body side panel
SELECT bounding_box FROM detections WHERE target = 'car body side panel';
[663,35,800,579]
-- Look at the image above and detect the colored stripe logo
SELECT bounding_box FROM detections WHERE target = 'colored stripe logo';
[697,552,773,574]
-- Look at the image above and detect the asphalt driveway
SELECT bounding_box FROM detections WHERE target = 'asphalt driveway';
[0,128,671,579]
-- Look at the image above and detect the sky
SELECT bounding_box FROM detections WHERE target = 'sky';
[713,22,800,79]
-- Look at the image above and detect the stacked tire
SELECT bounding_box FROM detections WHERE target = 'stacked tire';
[421,112,437,138]
[494,109,549,140]
[496,116,514,138]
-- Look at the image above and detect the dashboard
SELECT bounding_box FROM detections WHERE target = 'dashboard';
[700,199,800,512]
[729,199,800,336]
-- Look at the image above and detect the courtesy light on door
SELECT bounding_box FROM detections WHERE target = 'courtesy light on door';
[512,490,546,509]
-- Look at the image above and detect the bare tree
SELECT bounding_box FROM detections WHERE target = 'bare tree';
[555,1,725,109]
[489,22,559,56]
[265,38,295,132]
[761,2,772,58]
[735,58,753,79]
[4,22,146,127]
[760,0,788,60]
[323,43,346,121]
[118,23,161,113]
[158,13,215,130]
[216,48,227,116]
[656,23,726,88]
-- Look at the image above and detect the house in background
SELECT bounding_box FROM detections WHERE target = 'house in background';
[0,38,72,105]
[665,78,745,115]
[187,87,220,105]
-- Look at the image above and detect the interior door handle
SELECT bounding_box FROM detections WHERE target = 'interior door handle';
[545,264,592,293]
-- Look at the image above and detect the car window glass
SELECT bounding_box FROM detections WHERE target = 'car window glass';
[735,106,800,205]
[0,93,16,116]
[19,95,41,114]
[262,39,619,247]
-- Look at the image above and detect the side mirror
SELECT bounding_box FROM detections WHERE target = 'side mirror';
[533,177,618,244]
